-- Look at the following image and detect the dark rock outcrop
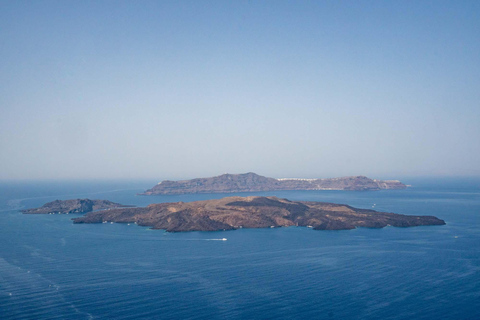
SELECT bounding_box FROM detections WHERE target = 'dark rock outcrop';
[22,199,131,214]
[140,173,407,195]
[72,196,444,232]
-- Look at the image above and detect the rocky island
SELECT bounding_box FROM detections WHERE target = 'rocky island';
[140,172,407,195]
[22,199,131,214]
[63,196,445,232]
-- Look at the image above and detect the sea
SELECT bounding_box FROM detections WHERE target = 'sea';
[0,177,479,320]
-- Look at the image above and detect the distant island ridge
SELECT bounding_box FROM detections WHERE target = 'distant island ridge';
[140,172,407,195]
[22,197,445,232]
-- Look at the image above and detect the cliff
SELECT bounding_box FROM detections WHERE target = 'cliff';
[140,172,407,195]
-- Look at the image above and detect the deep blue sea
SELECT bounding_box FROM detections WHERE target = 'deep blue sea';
[1,177,479,320]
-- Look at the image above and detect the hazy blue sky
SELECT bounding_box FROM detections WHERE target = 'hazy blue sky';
[1,0,479,180]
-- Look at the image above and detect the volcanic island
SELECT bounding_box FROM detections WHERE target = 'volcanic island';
[23,196,445,232]
[21,199,131,214]
[140,172,407,195]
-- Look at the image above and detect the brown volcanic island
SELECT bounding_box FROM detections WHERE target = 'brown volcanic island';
[67,196,444,232]
[140,172,407,195]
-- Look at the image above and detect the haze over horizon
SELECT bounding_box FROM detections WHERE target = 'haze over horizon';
[1,1,479,180]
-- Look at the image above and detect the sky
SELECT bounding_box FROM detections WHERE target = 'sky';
[1,0,479,180]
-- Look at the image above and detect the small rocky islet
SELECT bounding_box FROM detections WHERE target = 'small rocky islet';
[21,199,131,214]
[23,196,445,232]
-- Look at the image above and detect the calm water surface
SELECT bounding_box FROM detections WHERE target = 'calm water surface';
[0,178,479,319]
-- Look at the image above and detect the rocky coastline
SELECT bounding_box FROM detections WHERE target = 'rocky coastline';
[61,196,445,232]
